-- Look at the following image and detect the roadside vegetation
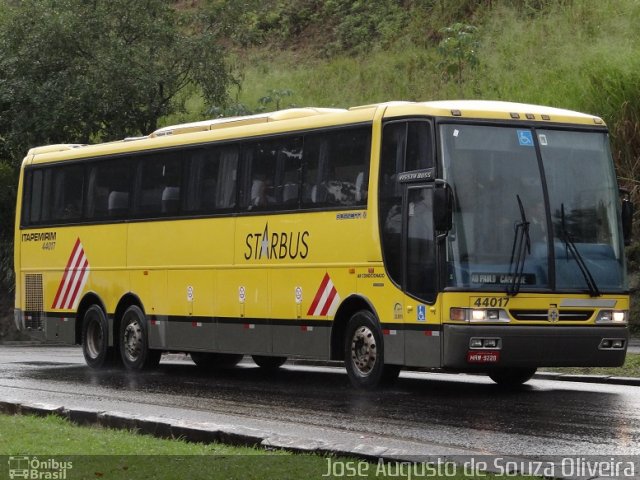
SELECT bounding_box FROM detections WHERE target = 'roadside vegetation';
[541,352,640,377]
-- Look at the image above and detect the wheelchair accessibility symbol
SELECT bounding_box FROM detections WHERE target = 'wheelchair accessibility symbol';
[417,305,426,322]
[517,130,534,147]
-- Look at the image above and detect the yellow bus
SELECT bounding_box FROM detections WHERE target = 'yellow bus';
[13,100,632,388]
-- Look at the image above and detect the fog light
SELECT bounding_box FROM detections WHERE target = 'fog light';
[600,339,612,349]
[470,338,483,348]
[612,339,625,349]
[484,338,498,348]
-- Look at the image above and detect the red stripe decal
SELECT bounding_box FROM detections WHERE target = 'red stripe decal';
[59,252,85,309]
[307,273,330,315]
[65,258,89,309]
[51,238,81,308]
[319,286,337,316]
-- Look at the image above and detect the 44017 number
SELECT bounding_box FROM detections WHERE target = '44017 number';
[472,297,510,308]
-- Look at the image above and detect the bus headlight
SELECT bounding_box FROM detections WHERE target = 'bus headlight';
[595,310,628,324]
[450,308,510,323]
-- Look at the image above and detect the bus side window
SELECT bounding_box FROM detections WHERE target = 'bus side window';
[51,165,84,222]
[23,169,43,225]
[135,153,182,217]
[185,146,238,214]
[302,127,371,207]
[85,158,131,220]
[242,137,301,211]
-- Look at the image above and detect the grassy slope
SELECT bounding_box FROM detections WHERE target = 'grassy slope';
[214,1,640,114]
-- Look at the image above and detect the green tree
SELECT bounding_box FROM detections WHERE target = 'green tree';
[0,0,234,160]
[0,0,235,326]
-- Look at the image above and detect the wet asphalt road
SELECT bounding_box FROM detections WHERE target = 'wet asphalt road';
[1,345,639,457]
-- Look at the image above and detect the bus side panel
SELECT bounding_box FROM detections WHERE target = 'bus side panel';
[215,268,270,354]
[130,269,168,349]
[20,225,128,344]
[271,268,331,358]
[165,269,215,351]
[355,269,405,365]
[128,217,233,352]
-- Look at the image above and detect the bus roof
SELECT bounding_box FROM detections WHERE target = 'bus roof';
[25,100,605,166]
[384,100,605,125]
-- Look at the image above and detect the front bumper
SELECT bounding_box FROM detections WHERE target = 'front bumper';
[443,324,628,369]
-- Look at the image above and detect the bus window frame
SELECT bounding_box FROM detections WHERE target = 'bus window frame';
[19,121,374,230]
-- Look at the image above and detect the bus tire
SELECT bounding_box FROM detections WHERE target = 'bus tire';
[191,352,243,369]
[81,305,113,369]
[119,305,161,370]
[252,355,287,370]
[488,367,537,386]
[344,310,399,389]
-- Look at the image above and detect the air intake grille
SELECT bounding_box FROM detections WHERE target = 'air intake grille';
[24,273,44,330]
[509,309,594,321]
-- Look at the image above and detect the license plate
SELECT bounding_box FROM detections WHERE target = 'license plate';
[467,350,500,363]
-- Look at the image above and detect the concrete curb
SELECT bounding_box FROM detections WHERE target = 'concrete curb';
[533,371,640,387]
[0,399,395,462]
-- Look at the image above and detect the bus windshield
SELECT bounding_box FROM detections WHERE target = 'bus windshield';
[441,124,626,294]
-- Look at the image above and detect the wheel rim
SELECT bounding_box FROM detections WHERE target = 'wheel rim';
[350,325,377,375]
[123,316,143,363]
[85,314,102,359]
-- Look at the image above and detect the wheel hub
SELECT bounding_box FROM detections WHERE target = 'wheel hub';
[123,321,143,362]
[86,318,102,359]
[350,326,377,375]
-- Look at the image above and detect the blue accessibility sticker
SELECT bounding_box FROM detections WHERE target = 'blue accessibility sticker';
[517,130,534,147]
[417,304,426,322]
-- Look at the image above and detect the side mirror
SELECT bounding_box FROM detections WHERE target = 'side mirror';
[433,186,453,232]
[621,190,634,246]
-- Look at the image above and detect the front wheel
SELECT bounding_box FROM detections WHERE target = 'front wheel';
[119,305,161,370]
[344,310,400,389]
[488,367,537,386]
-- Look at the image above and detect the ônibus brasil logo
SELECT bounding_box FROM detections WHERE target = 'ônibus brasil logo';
[8,456,73,479]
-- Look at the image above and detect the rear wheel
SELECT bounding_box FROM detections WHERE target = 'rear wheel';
[191,352,243,369]
[82,305,114,369]
[344,310,400,389]
[119,305,161,370]
[252,355,287,370]
[488,367,537,386]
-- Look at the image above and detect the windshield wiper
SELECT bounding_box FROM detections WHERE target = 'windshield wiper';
[559,204,600,297]
[507,195,531,296]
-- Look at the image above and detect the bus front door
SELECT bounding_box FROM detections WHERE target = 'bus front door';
[403,185,440,367]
